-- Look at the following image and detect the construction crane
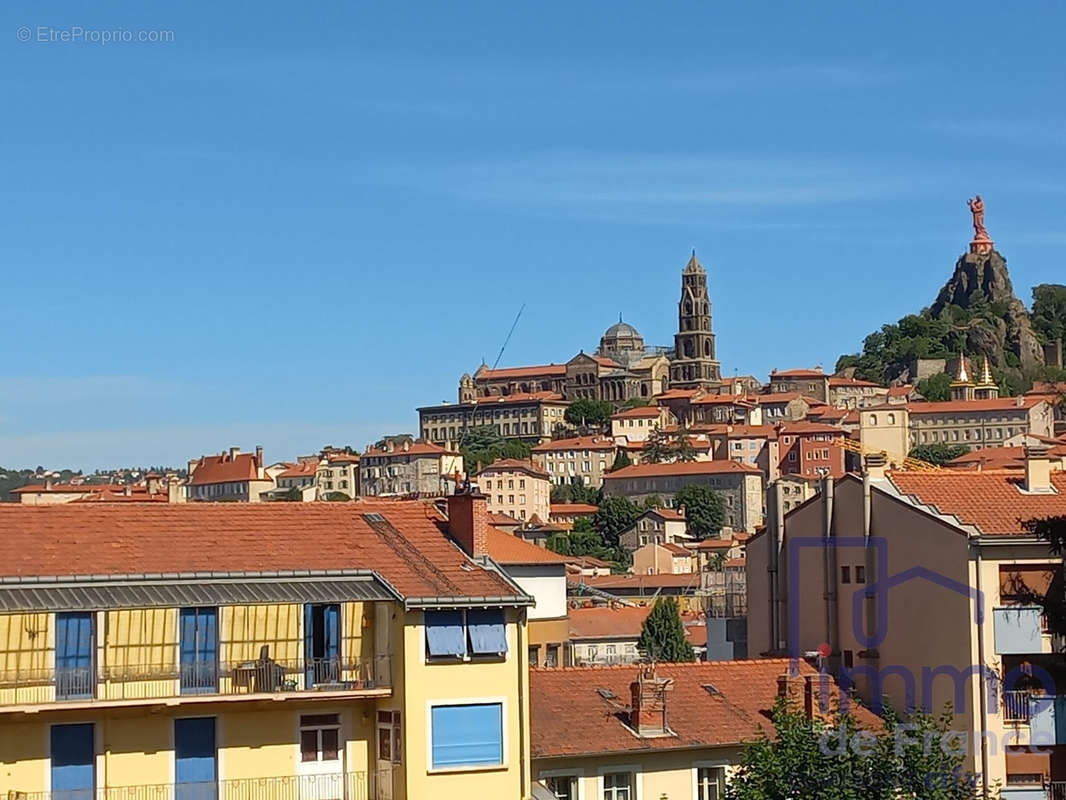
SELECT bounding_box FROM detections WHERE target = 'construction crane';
[833,436,941,472]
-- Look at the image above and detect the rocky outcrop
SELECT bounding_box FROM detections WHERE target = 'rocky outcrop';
[929,249,1045,368]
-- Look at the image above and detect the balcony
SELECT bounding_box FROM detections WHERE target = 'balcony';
[994,607,1051,655]
[6,772,375,800]
[0,655,391,711]
[1049,782,1066,800]
[1029,695,1066,746]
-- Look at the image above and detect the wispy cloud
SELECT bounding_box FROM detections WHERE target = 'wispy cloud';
[368,152,928,225]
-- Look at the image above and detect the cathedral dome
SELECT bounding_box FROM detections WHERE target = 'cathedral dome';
[603,320,641,340]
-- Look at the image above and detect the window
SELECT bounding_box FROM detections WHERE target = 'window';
[51,723,95,798]
[840,566,851,584]
[697,766,726,800]
[855,565,866,584]
[430,703,504,769]
[603,771,634,800]
[175,717,216,800]
[377,710,402,765]
[545,643,560,667]
[546,775,578,800]
[300,714,340,763]
[528,645,540,667]
[179,607,218,694]
[843,650,854,669]
[55,612,95,700]
[425,609,507,659]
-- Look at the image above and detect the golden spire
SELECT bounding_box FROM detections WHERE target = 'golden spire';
[978,355,994,386]
[953,353,971,384]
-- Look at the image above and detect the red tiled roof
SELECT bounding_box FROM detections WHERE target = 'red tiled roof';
[887,385,915,398]
[777,421,847,436]
[660,542,691,556]
[550,503,599,515]
[531,659,878,758]
[580,573,702,590]
[12,483,126,495]
[488,512,523,526]
[0,502,521,601]
[691,393,760,406]
[476,459,549,479]
[486,529,569,565]
[477,364,567,379]
[277,462,319,478]
[695,424,776,438]
[71,487,168,504]
[755,392,822,406]
[887,470,1066,536]
[532,436,616,452]
[564,555,614,569]
[695,538,733,550]
[648,508,685,521]
[655,389,700,401]
[592,356,622,368]
[188,453,263,486]
[725,557,746,568]
[905,396,1046,415]
[567,605,703,639]
[611,406,663,419]
[605,460,761,479]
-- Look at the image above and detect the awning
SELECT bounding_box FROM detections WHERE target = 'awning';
[0,573,398,612]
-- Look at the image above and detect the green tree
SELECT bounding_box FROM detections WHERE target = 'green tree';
[637,597,695,662]
[641,494,664,510]
[1032,283,1066,344]
[708,551,726,571]
[324,491,351,501]
[917,372,953,402]
[726,699,989,800]
[609,450,632,472]
[460,426,532,473]
[643,427,674,464]
[564,398,614,427]
[671,423,699,462]
[1021,514,1066,636]
[571,516,595,534]
[620,397,650,410]
[908,444,970,466]
[593,496,641,548]
[674,484,727,540]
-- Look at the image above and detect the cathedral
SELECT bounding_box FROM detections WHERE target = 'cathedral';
[461,252,723,404]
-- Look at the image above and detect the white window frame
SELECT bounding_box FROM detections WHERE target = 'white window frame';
[425,696,509,774]
[539,768,586,800]
[691,760,729,800]
[597,764,641,800]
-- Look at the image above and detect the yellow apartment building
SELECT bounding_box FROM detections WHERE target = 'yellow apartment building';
[475,460,551,523]
[0,493,533,800]
[747,447,1066,799]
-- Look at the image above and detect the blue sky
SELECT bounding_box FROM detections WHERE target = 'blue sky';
[2,1,1064,470]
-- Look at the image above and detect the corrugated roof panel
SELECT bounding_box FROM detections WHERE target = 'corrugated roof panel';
[0,577,395,612]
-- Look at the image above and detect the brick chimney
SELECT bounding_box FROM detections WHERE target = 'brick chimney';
[145,473,161,495]
[229,446,240,461]
[255,445,264,467]
[629,664,672,736]
[447,489,489,558]
[1024,444,1053,493]
[777,671,816,720]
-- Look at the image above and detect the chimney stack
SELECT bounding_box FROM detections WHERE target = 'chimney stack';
[446,487,489,558]
[630,665,672,736]
[229,446,240,461]
[803,674,815,720]
[863,452,888,481]
[1024,444,1053,493]
[255,445,264,467]
[146,473,161,496]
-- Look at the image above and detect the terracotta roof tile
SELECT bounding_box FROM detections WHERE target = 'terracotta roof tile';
[532,436,616,453]
[771,368,826,378]
[477,364,567,379]
[476,459,549,479]
[888,470,1066,536]
[549,503,599,515]
[0,501,520,601]
[611,406,663,419]
[905,396,1046,414]
[486,529,569,565]
[363,441,457,457]
[188,453,262,486]
[531,659,878,758]
[605,461,761,479]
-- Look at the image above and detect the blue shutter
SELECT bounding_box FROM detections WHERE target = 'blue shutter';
[55,612,93,700]
[175,717,216,800]
[430,703,503,768]
[425,611,466,657]
[467,609,507,656]
[51,723,94,800]
[180,608,218,694]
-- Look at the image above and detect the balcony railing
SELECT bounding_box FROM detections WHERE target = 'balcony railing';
[7,772,372,800]
[1048,781,1066,800]
[1003,690,1036,723]
[0,655,391,707]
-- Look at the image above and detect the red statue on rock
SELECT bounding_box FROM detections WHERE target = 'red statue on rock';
[967,195,993,253]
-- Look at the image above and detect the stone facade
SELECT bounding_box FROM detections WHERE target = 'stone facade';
[359,440,463,497]
[418,392,569,446]
[669,253,722,390]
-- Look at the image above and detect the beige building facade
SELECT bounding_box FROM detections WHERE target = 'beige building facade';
[418,391,568,446]
[531,435,617,489]
[475,459,551,522]
[359,441,462,497]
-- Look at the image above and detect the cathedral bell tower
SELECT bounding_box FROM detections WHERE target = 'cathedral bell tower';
[669,251,722,390]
